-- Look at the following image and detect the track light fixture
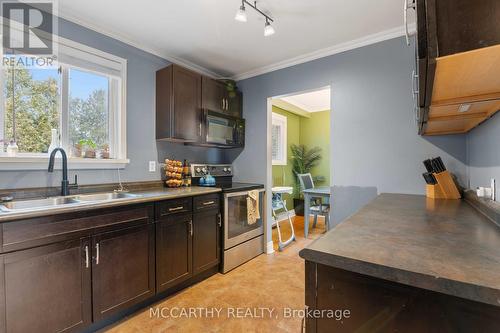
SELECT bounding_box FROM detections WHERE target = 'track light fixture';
[234,0,275,37]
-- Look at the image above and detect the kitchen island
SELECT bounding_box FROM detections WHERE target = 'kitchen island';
[299,193,500,332]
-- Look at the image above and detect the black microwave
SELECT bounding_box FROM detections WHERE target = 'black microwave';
[204,110,245,147]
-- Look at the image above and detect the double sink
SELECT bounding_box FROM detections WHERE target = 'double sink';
[0,192,142,212]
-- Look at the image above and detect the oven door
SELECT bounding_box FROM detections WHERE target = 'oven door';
[224,189,265,250]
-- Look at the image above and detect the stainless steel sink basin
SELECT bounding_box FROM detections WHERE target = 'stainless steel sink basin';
[75,192,142,202]
[0,197,81,212]
[0,192,143,213]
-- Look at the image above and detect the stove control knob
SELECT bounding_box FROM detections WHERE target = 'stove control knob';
[223,167,228,172]
[196,167,201,173]
[227,167,232,173]
[202,167,207,173]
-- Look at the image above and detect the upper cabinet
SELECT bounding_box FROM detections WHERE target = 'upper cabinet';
[156,64,243,144]
[156,64,202,142]
[408,0,500,135]
[202,77,242,118]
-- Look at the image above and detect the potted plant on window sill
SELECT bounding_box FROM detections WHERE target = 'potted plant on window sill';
[290,144,324,216]
[80,139,97,158]
[99,143,110,159]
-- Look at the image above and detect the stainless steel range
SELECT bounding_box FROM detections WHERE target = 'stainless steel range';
[191,164,265,273]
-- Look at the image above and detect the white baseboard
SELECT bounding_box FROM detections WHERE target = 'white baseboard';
[272,209,296,227]
[266,241,275,254]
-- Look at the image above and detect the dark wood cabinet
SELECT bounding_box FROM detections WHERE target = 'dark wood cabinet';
[0,196,220,332]
[92,224,155,321]
[193,209,221,275]
[201,76,242,118]
[227,91,243,118]
[306,262,500,333]
[410,0,500,135]
[0,239,92,333]
[202,76,226,113]
[156,212,193,293]
[156,64,202,142]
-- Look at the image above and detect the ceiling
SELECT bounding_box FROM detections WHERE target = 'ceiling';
[58,0,414,80]
[276,88,331,114]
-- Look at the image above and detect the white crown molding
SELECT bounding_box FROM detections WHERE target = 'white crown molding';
[56,9,223,79]
[233,23,417,81]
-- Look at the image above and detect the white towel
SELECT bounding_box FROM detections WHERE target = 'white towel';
[247,190,260,225]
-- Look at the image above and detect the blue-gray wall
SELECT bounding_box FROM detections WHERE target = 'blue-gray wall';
[0,17,229,190]
[467,112,500,202]
[234,37,468,243]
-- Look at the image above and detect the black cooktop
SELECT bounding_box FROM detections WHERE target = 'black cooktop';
[218,182,264,193]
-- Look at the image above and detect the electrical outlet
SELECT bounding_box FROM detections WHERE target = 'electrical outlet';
[492,178,496,201]
[149,161,156,172]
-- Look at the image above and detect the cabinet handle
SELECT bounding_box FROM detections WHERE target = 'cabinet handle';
[411,70,419,100]
[224,98,228,110]
[199,123,202,137]
[168,206,184,212]
[188,220,193,237]
[403,0,415,46]
[84,245,89,268]
[95,243,100,265]
[202,200,215,206]
[217,213,222,227]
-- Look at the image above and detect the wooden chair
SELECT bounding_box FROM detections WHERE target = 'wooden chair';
[297,173,330,231]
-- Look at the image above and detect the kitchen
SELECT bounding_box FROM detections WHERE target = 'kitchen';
[0,1,498,332]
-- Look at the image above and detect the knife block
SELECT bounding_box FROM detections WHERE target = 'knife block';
[426,171,461,199]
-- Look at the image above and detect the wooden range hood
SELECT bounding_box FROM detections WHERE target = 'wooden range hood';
[424,45,500,135]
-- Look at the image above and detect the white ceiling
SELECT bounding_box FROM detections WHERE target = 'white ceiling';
[279,88,331,113]
[58,0,414,79]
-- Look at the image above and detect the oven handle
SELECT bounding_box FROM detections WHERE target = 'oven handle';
[224,188,265,198]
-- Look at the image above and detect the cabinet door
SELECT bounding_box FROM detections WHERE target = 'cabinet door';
[156,213,193,293]
[202,76,225,113]
[0,239,91,333]
[92,224,155,321]
[227,90,243,118]
[193,210,221,275]
[172,65,201,141]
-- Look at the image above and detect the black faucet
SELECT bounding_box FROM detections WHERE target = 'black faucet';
[48,148,78,196]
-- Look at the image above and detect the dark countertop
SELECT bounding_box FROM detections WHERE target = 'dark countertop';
[299,193,500,307]
[0,186,221,223]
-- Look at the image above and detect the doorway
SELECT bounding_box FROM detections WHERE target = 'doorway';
[267,86,332,253]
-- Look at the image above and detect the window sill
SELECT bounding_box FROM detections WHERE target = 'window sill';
[0,156,130,170]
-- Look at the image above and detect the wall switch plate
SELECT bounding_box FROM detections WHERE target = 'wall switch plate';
[149,161,156,172]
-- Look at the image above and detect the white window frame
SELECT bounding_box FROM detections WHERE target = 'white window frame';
[0,35,128,170]
[272,112,287,166]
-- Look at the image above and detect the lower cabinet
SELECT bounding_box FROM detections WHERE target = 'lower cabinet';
[0,196,221,332]
[92,224,155,321]
[156,212,193,292]
[193,210,221,275]
[0,239,92,333]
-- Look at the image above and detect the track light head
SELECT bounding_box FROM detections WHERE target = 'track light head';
[264,19,275,37]
[235,3,247,22]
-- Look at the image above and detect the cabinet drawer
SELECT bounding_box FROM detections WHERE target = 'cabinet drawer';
[156,197,193,218]
[1,204,153,253]
[194,194,220,211]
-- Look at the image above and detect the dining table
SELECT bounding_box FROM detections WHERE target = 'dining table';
[303,186,331,238]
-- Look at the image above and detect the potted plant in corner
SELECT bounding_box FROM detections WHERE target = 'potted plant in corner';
[290,144,324,216]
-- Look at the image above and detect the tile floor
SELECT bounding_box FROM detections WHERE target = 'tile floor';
[101,215,326,333]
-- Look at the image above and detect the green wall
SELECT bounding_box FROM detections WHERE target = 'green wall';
[300,110,331,186]
[272,107,330,210]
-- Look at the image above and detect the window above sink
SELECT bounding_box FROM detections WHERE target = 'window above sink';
[0,37,129,170]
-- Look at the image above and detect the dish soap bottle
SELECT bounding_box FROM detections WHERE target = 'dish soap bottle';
[48,128,59,154]
[6,140,18,157]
